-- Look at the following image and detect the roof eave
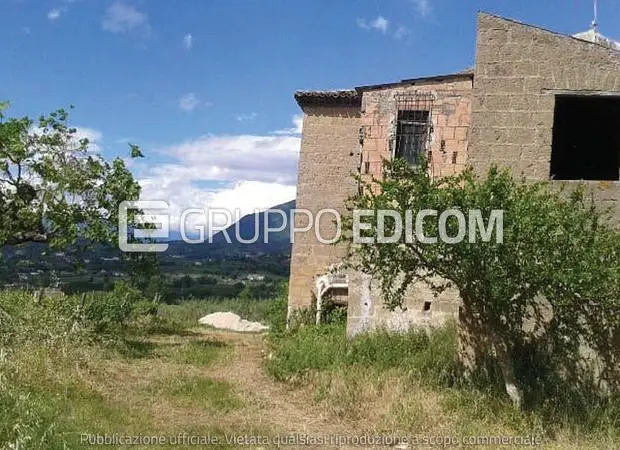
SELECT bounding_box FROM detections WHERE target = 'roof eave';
[355,71,474,92]
[294,90,362,110]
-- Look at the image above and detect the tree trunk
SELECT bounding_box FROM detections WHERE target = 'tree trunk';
[491,335,523,408]
[457,306,490,377]
[458,306,523,408]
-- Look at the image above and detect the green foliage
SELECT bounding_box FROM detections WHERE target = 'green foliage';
[319,298,347,326]
[267,321,459,386]
[0,102,142,249]
[343,158,620,402]
[0,290,76,348]
[149,377,242,412]
[0,287,161,448]
[267,319,620,435]
[125,253,162,295]
[263,282,289,333]
[78,281,154,334]
[0,284,158,349]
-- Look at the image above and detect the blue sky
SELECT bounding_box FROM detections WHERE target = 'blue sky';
[1,0,618,231]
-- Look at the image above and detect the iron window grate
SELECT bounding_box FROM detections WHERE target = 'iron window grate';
[394,92,434,166]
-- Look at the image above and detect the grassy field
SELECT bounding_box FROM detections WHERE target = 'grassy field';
[1,290,618,449]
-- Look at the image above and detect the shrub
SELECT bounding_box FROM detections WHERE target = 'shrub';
[343,157,620,407]
[264,283,289,334]
[80,281,156,334]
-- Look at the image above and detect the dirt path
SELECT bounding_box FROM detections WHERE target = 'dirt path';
[85,326,614,450]
[94,328,367,449]
[198,329,357,439]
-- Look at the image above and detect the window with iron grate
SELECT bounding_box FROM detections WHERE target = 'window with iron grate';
[395,110,430,166]
[394,92,434,166]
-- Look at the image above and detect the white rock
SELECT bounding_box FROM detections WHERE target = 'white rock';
[198,311,269,333]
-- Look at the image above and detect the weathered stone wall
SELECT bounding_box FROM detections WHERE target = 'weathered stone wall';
[360,78,473,180]
[469,13,620,219]
[468,13,620,389]
[346,271,461,337]
[289,79,474,331]
[287,105,361,315]
[347,78,473,336]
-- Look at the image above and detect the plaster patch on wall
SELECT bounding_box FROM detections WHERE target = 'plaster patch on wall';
[352,272,373,335]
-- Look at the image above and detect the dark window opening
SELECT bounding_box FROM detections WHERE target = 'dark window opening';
[364,161,370,174]
[423,301,432,312]
[452,151,458,164]
[550,96,620,181]
[395,110,430,166]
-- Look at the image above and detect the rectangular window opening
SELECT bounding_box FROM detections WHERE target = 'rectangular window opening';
[395,110,430,166]
[550,95,620,181]
[394,92,434,167]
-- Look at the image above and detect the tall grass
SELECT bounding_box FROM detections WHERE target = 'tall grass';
[0,287,161,448]
[265,305,620,445]
[1,290,86,448]
[0,288,285,448]
[267,322,459,387]
[158,298,276,330]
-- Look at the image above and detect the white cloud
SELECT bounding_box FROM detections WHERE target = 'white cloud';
[141,179,295,233]
[152,134,298,185]
[183,33,192,50]
[412,0,431,18]
[272,114,303,135]
[372,16,389,33]
[291,115,303,134]
[47,8,62,21]
[135,132,300,233]
[357,16,407,39]
[393,25,410,40]
[72,127,103,152]
[178,93,212,112]
[179,93,200,112]
[357,16,389,34]
[101,2,149,34]
[236,112,258,122]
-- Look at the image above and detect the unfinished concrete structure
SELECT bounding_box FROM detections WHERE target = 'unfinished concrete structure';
[288,13,620,335]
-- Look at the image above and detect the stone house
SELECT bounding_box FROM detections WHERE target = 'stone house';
[287,13,620,336]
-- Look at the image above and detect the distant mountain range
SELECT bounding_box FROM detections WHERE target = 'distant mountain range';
[164,200,295,259]
[0,200,296,277]
[0,201,297,293]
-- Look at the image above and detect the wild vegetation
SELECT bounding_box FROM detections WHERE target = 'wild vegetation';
[0,287,240,449]
[2,287,617,449]
[0,102,143,248]
[342,157,620,408]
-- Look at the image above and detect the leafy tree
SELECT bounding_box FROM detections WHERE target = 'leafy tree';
[0,102,143,248]
[343,158,620,408]
[126,251,160,291]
